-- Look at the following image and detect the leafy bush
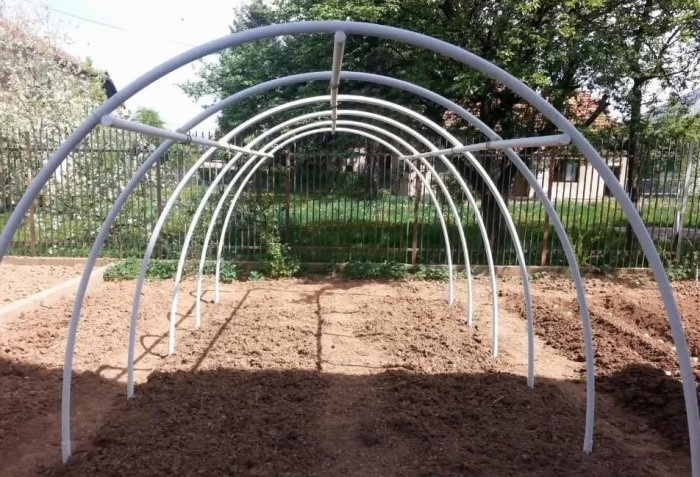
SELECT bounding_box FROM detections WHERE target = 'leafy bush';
[259,228,300,278]
[103,258,140,281]
[218,262,239,283]
[409,264,451,280]
[344,260,408,279]
[248,270,265,281]
[147,260,178,279]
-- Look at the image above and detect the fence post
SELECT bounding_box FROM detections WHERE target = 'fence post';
[675,140,695,263]
[411,164,421,265]
[540,149,556,266]
[284,150,291,243]
[24,132,38,257]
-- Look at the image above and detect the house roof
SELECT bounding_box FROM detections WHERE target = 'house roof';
[654,88,700,117]
[443,89,613,133]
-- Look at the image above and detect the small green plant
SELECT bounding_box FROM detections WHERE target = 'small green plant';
[103,258,140,281]
[665,249,700,281]
[219,262,239,283]
[248,270,265,281]
[260,228,300,278]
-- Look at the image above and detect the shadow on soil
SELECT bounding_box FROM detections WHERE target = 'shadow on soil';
[0,363,679,477]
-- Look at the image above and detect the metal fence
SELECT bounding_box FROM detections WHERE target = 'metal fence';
[1,126,698,268]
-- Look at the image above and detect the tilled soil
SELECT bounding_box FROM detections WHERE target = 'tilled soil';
[0,273,696,476]
[502,273,700,452]
[0,264,84,303]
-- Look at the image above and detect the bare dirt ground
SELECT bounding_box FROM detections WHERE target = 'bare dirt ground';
[0,264,84,303]
[0,270,697,476]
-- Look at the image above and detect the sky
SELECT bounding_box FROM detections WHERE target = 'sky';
[4,0,245,132]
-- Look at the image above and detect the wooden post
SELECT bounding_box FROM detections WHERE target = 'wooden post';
[25,132,37,256]
[540,149,556,266]
[411,166,421,265]
[284,150,291,243]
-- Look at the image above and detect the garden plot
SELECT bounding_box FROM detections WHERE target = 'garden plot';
[0,263,84,304]
[0,272,696,476]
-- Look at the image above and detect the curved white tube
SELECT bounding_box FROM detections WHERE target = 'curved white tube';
[195,114,478,322]
[3,21,684,466]
[201,119,465,315]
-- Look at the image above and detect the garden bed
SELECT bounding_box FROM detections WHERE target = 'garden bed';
[0,270,696,476]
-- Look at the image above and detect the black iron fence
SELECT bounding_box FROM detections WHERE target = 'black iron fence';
[1,126,698,269]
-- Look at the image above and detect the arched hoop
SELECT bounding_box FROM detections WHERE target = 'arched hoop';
[0,21,692,472]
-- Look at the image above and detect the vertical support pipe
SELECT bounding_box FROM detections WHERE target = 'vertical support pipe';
[330,31,346,134]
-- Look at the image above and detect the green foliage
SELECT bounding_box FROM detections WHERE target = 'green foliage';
[184,0,628,137]
[218,262,239,283]
[646,102,700,140]
[408,264,451,281]
[103,258,141,281]
[130,107,165,129]
[663,246,700,281]
[259,228,301,277]
[103,258,238,282]
[248,270,265,281]
[344,260,408,279]
[146,260,178,279]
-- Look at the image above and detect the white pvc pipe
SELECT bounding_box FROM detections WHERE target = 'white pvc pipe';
[101,115,273,158]
[3,21,683,467]
[330,31,346,133]
[399,133,571,160]
[201,119,463,318]
[196,112,478,328]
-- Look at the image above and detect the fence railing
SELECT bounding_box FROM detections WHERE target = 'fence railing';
[0,126,698,269]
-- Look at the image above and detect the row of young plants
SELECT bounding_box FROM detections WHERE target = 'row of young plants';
[103,257,462,282]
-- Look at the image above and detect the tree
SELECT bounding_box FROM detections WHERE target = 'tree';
[183,0,700,246]
[593,0,700,243]
[0,3,106,133]
[130,107,165,129]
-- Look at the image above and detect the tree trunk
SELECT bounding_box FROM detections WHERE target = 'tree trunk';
[479,159,519,250]
[625,78,645,247]
[624,0,653,249]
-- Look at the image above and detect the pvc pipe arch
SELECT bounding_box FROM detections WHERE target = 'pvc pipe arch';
[201,112,479,325]
[160,94,514,363]
[198,118,470,323]
[165,93,526,361]
[122,75,593,457]
[0,21,691,471]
